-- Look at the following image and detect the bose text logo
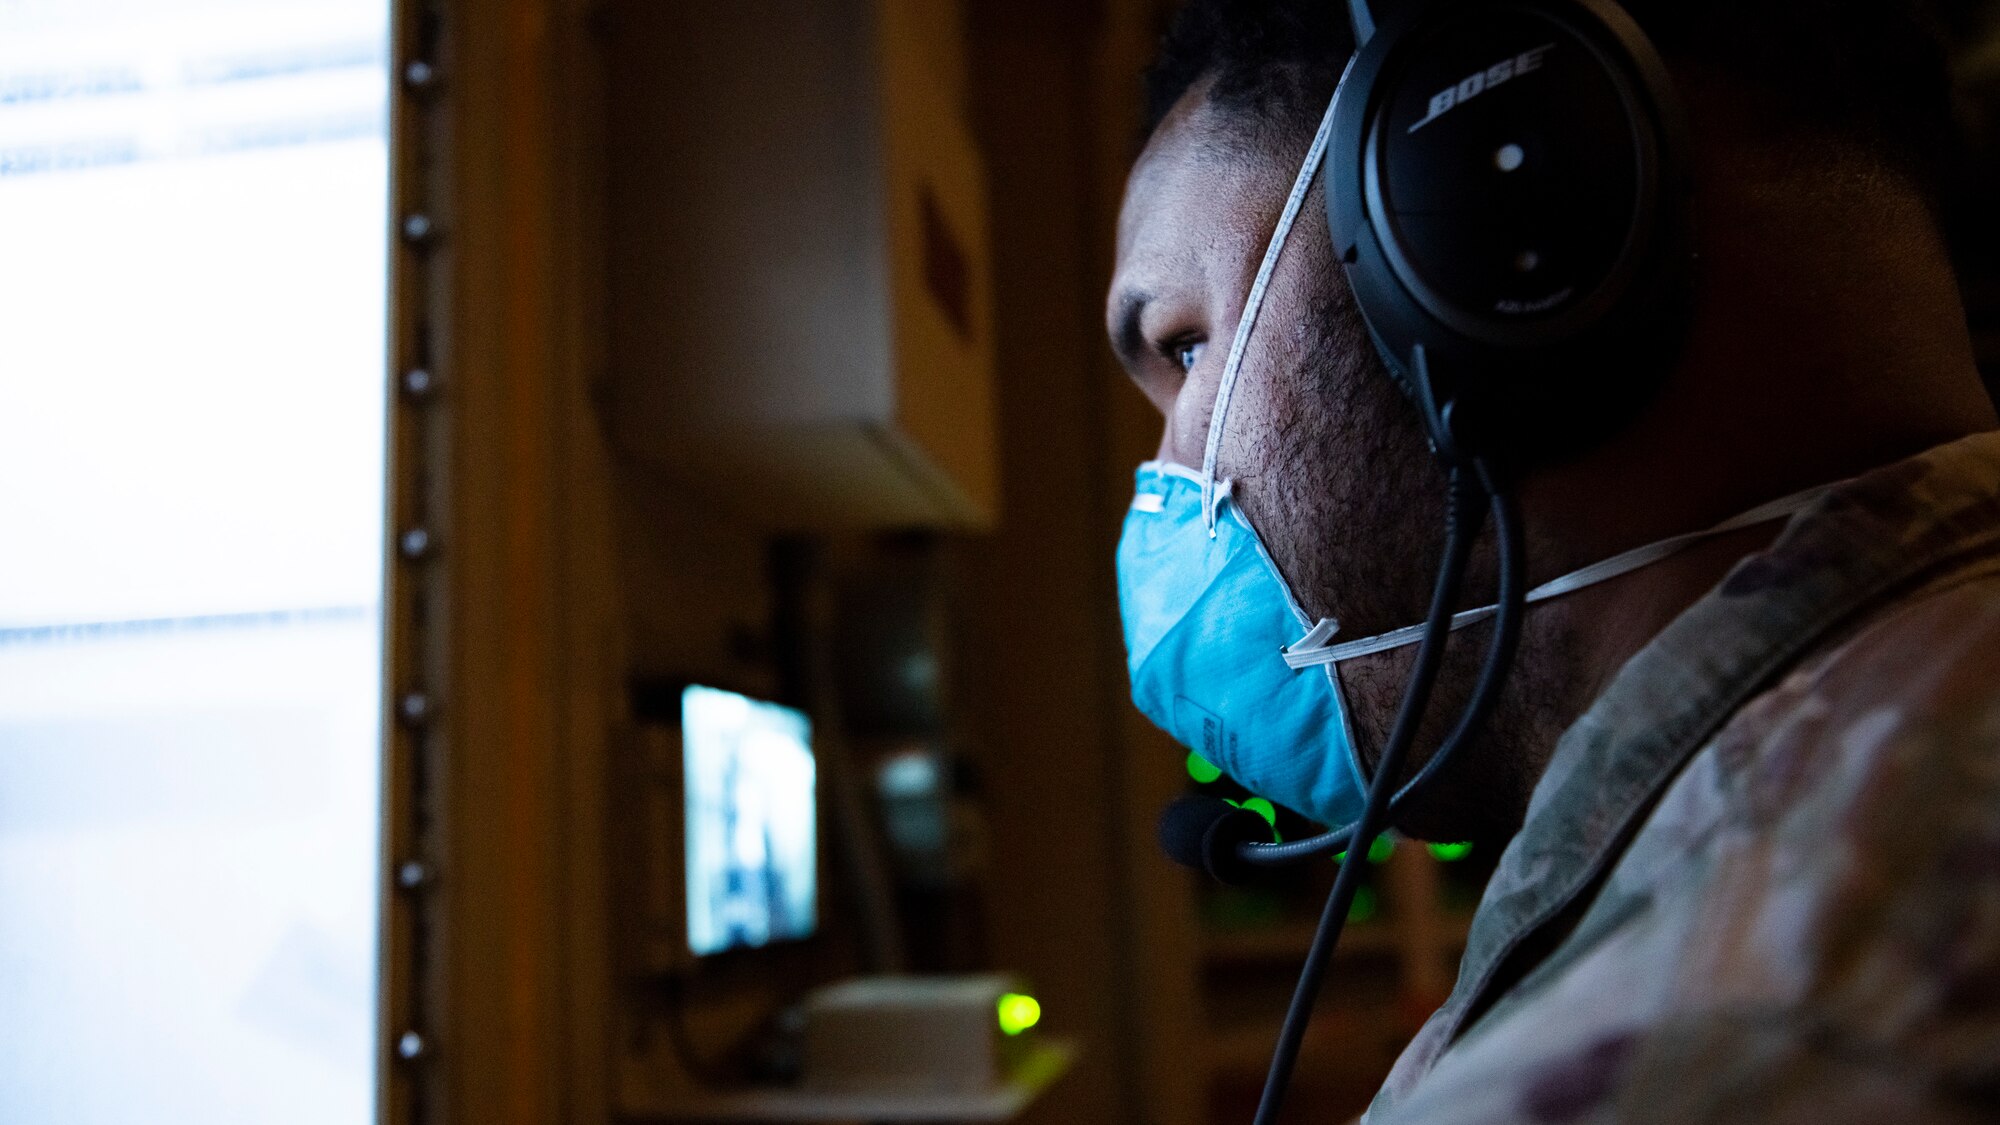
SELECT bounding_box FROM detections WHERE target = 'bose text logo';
[1408,43,1554,133]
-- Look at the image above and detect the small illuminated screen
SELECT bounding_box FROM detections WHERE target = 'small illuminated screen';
[683,686,817,956]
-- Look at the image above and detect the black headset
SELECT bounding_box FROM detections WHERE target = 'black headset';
[1156,3,1692,1122]
[1334,0,1693,468]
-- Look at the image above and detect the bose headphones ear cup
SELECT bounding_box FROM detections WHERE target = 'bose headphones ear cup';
[1326,0,1694,469]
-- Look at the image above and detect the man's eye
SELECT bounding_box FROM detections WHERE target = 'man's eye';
[1173,340,1206,373]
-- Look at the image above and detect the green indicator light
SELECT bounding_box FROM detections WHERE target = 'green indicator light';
[1367,836,1395,864]
[1185,752,1223,785]
[997,992,1041,1036]
[1427,841,1473,862]
[1225,797,1281,843]
[1347,886,1378,925]
[1240,797,1278,828]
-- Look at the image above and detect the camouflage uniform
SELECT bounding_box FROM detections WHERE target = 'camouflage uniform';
[1365,432,2000,1124]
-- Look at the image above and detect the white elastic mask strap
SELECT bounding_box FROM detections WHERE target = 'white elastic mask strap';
[1283,481,1843,670]
[1199,88,1342,532]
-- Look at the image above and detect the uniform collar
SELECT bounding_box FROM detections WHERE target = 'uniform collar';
[1374,430,2000,1112]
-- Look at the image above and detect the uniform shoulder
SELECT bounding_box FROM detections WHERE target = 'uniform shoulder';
[1716,561,2000,814]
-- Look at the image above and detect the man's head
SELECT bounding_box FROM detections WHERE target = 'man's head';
[1111,0,1441,632]
[1108,0,1984,841]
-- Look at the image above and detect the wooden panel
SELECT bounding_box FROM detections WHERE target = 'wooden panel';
[401,1,622,1123]
[881,0,999,527]
[957,6,1163,1125]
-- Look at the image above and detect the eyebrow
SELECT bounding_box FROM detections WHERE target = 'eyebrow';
[1111,288,1152,370]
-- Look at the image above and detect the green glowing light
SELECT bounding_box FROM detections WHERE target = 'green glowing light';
[1185,752,1223,785]
[1427,841,1474,862]
[997,992,1041,1036]
[1347,886,1378,925]
[1336,836,1395,865]
[1223,797,1281,843]
[1240,797,1277,828]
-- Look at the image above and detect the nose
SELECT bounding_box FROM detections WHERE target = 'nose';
[1157,372,1215,471]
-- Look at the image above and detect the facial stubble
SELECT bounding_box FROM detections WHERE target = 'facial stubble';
[1229,191,1579,846]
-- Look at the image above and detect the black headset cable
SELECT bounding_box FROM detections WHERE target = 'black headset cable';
[1233,457,1526,868]
[1248,458,1527,1125]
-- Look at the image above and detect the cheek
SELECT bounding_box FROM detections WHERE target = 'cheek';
[1215,327,1314,484]
[1209,259,1326,481]
[1209,314,1342,597]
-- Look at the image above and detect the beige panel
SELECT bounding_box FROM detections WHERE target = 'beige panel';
[604,0,892,429]
[630,421,983,530]
[604,0,997,530]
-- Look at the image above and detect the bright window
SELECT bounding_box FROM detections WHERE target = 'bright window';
[0,1,391,1121]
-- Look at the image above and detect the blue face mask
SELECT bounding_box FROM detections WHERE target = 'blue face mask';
[1117,462,1369,830]
[1114,456,1844,829]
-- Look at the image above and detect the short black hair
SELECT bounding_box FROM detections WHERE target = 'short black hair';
[1143,0,1961,209]
[1144,0,1352,142]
